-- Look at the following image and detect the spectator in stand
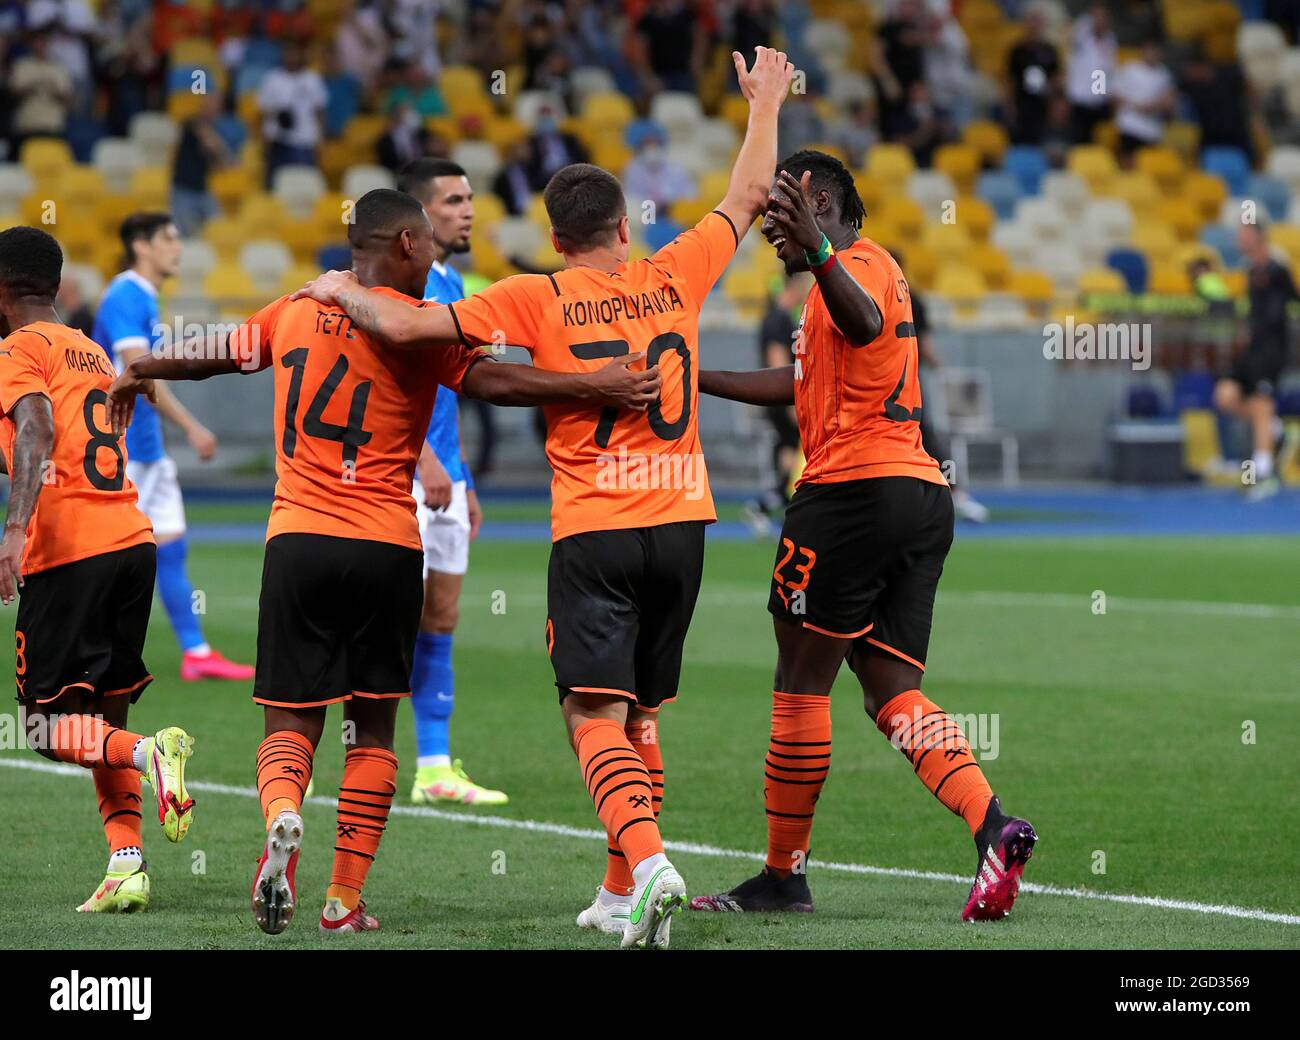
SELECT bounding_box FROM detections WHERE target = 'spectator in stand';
[1007,7,1061,145]
[924,4,976,128]
[321,45,362,139]
[1066,2,1116,144]
[383,58,447,119]
[492,138,535,216]
[376,101,436,172]
[732,0,778,65]
[257,37,328,187]
[96,0,158,138]
[1040,93,1075,167]
[778,89,826,156]
[623,127,695,217]
[9,29,74,150]
[871,0,929,139]
[334,0,389,94]
[523,102,588,190]
[386,0,441,80]
[26,0,96,114]
[1113,39,1175,162]
[56,273,94,338]
[834,97,881,168]
[1180,54,1256,164]
[171,92,232,237]
[893,81,953,168]
[633,0,707,94]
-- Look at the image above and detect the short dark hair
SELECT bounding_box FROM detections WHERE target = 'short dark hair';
[776,150,865,230]
[120,212,175,266]
[543,163,625,252]
[396,158,468,203]
[0,226,63,298]
[348,188,428,247]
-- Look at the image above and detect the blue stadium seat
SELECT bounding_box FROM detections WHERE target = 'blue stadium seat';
[976,170,1021,221]
[214,115,248,154]
[643,217,683,252]
[1173,371,1216,410]
[1127,385,1165,418]
[1003,146,1046,196]
[1199,224,1242,268]
[317,245,351,270]
[1276,388,1300,417]
[166,65,202,94]
[1106,248,1148,293]
[1245,173,1290,222]
[1201,146,1251,196]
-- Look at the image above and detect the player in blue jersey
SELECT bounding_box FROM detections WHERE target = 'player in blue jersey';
[93,213,254,682]
[394,159,507,805]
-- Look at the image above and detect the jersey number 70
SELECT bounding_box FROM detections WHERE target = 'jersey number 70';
[570,333,691,448]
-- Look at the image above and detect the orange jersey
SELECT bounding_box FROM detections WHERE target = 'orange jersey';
[0,322,153,574]
[449,210,739,540]
[793,238,947,488]
[229,289,486,551]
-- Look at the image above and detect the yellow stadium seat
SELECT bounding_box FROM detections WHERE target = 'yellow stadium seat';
[21,139,73,183]
[1105,172,1160,209]
[317,139,355,187]
[209,167,254,215]
[343,114,387,151]
[238,194,290,235]
[590,138,631,176]
[235,91,260,129]
[1009,270,1055,305]
[874,196,924,237]
[896,242,938,291]
[719,95,750,134]
[933,265,986,303]
[1077,267,1127,295]
[1176,242,1220,269]
[1158,199,1203,241]
[866,144,915,184]
[933,143,981,193]
[1134,146,1184,190]
[967,243,1011,290]
[1181,409,1222,476]
[167,90,205,123]
[59,166,107,209]
[472,192,507,227]
[1130,222,1179,256]
[203,216,248,259]
[312,192,351,232]
[1148,265,1193,295]
[581,92,635,130]
[853,172,885,216]
[97,194,137,236]
[1067,144,1119,192]
[279,218,329,263]
[440,65,487,102]
[482,116,525,151]
[669,197,715,229]
[1220,269,1248,297]
[130,167,171,209]
[723,265,773,317]
[278,263,323,297]
[953,196,995,241]
[1268,225,1300,262]
[1162,121,1201,163]
[961,120,1008,167]
[921,221,973,259]
[203,266,262,306]
[1183,170,1228,221]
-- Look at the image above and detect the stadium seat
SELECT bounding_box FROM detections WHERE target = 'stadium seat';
[1002,146,1046,196]
[866,144,916,185]
[954,197,995,242]
[975,170,1021,221]
[827,71,875,108]
[649,92,705,140]
[1041,171,1089,216]
[1130,221,1179,257]
[1158,198,1205,241]
[0,163,34,213]
[1078,267,1127,296]
[239,240,294,283]
[1183,170,1229,221]
[514,90,569,130]
[1135,145,1184,191]
[92,138,142,194]
[175,239,217,284]
[581,91,636,132]
[1008,270,1055,309]
[22,138,74,185]
[570,65,617,104]
[1266,145,1300,195]
[492,217,544,260]
[1202,146,1251,195]
[990,222,1038,268]
[933,265,986,305]
[317,244,351,271]
[341,165,395,200]
[875,196,925,237]
[922,222,973,260]
[933,143,981,193]
[1105,171,1161,210]
[1148,265,1193,296]
[961,119,1009,167]
[1238,22,1285,90]
[1014,197,1067,241]
[972,292,1029,328]
[1067,145,1119,193]
[1270,224,1300,263]
[272,165,328,218]
[203,215,248,259]
[278,263,324,298]
[906,170,956,218]
[1199,223,1242,268]
[1106,248,1149,293]
[966,243,1011,290]
[1218,195,1272,227]
[1245,174,1291,222]
[129,112,180,166]
[59,166,107,209]
[129,167,171,209]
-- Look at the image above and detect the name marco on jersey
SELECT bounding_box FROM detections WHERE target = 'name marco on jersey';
[561,285,685,328]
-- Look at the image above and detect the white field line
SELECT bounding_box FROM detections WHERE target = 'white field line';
[3,756,1296,927]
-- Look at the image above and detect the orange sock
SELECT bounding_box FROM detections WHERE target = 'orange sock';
[93,767,143,853]
[328,746,397,910]
[876,689,993,835]
[256,730,315,827]
[603,717,664,896]
[46,714,142,770]
[574,717,663,872]
[766,691,832,876]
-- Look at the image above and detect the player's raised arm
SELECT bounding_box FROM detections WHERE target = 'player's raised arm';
[714,47,796,239]
[462,352,661,410]
[291,270,461,348]
[0,393,54,603]
[698,365,795,406]
[767,169,882,346]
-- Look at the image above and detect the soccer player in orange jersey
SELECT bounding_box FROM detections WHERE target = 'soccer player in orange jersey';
[108,189,659,936]
[0,227,195,915]
[290,48,795,947]
[689,151,1037,921]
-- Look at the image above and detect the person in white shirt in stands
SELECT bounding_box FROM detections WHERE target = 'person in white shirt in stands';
[1065,2,1117,145]
[257,38,328,188]
[1113,40,1176,163]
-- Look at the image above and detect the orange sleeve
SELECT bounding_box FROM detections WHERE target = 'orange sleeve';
[843,253,892,317]
[0,330,53,416]
[645,210,739,308]
[227,296,288,372]
[446,275,549,354]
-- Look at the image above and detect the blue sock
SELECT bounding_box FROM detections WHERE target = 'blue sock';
[410,631,453,765]
[156,538,206,653]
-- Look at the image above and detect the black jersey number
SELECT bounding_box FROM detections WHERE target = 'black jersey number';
[280,348,373,468]
[82,388,126,491]
[569,332,691,449]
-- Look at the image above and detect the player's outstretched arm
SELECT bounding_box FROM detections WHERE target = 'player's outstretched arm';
[291,270,460,348]
[0,393,54,603]
[462,353,661,410]
[699,365,795,406]
[715,47,796,240]
[107,354,240,434]
[768,170,882,347]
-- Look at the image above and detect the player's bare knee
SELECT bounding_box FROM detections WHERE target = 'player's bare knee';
[264,705,325,747]
[421,599,458,634]
[561,690,629,745]
[1214,379,1242,414]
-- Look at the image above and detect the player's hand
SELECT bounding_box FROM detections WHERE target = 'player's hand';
[106,368,157,435]
[290,269,359,306]
[0,525,25,605]
[767,169,823,254]
[589,352,660,411]
[732,46,795,110]
[419,453,453,511]
[466,487,482,541]
[188,423,217,462]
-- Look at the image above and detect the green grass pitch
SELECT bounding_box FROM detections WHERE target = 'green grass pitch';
[1,508,1297,949]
